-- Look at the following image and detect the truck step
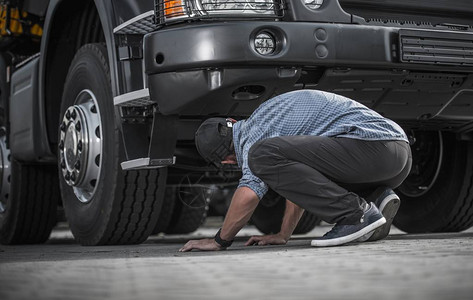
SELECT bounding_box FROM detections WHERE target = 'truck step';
[113,10,155,35]
[114,88,154,107]
[121,157,176,170]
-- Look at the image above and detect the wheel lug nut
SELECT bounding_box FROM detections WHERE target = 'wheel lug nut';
[71,110,77,119]
[75,121,81,132]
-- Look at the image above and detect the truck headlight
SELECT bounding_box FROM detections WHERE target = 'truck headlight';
[304,0,323,10]
[199,0,276,15]
[156,0,283,24]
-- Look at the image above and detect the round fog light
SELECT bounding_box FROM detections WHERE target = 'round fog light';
[254,32,275,55]
[304,0,324,10]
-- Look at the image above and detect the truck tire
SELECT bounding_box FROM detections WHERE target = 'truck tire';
[294,211,322,234]
[165,186,209,234]
[58,44,166,245]
[251,189,321,234]
[152,187,176,234]
[394,131,473,233]
[0,128,59,244]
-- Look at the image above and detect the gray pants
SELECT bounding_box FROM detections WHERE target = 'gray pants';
[248,136,412,225]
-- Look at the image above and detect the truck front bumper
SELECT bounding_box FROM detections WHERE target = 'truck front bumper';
[144,21,473,116]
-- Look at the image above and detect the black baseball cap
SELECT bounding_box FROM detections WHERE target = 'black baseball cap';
[195,118,234,167]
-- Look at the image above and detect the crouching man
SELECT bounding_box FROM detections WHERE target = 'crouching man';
[179,90,411,251]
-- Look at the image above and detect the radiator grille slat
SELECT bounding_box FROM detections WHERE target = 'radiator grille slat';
[400,29,473,66]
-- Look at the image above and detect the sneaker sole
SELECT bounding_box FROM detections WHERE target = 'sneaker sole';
[310,217,386,247]
[366,195,400,242]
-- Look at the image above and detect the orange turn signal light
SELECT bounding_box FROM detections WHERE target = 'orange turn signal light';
[164,0,186,18]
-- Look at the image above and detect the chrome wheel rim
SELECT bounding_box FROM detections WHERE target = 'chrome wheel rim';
[59,90,103,203]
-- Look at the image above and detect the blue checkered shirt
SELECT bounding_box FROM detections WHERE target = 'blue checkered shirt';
[232,90,408,199]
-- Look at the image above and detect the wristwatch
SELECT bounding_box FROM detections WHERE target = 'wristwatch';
[214,228,234,248]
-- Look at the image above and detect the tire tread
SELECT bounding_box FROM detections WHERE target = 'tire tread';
[446,144,473,231]
[4,162,58,244]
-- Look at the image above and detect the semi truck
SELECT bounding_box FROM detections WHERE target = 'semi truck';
[0,0,472,245]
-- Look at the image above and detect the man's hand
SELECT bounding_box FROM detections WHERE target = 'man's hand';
[179,238,224,252]
[179,187,260,253]
[245,234,288,246]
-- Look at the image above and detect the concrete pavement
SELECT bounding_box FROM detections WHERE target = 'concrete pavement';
[1,222,472,300]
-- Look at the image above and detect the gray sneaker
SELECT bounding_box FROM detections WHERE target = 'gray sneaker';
[359,187,401,242]
[311,203,386,247]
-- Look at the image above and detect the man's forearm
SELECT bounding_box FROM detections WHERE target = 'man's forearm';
[220,187,260,241]
[279,200,305,241]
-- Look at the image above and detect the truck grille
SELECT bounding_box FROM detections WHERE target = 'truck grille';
[399,29,473,66]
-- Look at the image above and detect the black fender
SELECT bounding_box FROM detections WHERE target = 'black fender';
[37,0,119,159]
[10,0,152,162]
